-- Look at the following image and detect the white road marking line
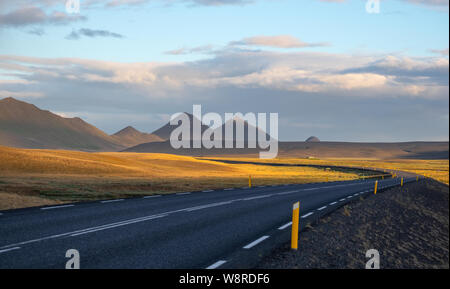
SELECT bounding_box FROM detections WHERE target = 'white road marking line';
[206,260,227,269]
[242,194,272,201]
[184,201,232,212]
[70,214,168,237]
[339,198,346,201]
[353,193,359,196]
[276,190,299,196]
[41,204,74,210]
[278,222,292,230]
[0,181,379,249]
[301,212,313,218]
[143,195,161,199]
[347,196,353,199]
[0,247,20,254]
[101,199,124,203]
[176,192,191,195]
[317,206,327,211]
[243,236,270,249]
[329,201,337,205]
[224,188,234,191]
[202,190,214,193]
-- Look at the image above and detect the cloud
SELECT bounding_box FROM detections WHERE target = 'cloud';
[165,45,215,55]
[0,50,447,140]
[0,6,85,28]
[230,35,330,49]
[341,55,449,86]
[27,28,45,36]
[0,50,447,98]
[430,48,449,56]
[103,0,255,7]
[403,0,449,7]
[318,0,449,9]
[66,28,124,40]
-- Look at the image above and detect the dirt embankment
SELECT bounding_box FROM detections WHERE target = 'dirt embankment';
[258,179,449,269]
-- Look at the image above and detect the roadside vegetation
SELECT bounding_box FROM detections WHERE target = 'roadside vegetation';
[0,146,359,210]
[205,157,449,185]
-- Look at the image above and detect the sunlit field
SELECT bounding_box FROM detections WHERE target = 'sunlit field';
[0,146,360,210]
[204,157,449,185]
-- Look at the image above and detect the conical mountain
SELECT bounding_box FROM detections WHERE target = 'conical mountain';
[112,126,163,147]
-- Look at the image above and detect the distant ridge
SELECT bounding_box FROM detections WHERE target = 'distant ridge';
[112,126,163,147]
[306,136,320,142]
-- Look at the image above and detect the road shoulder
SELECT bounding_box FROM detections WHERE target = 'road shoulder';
[257,179,449,269]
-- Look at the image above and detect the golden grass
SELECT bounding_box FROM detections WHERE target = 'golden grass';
[0,191,64,211]
[0,146,360,208]
[203,157,449,185]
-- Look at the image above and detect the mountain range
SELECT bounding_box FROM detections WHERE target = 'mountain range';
[0,97,162,151]
[0,97,448,159]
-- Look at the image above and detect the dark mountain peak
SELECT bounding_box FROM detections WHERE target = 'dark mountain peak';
[114,126,140,136]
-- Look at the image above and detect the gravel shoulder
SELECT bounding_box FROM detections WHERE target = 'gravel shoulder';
[258,178,449,269]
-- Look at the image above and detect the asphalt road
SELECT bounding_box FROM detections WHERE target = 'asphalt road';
[0,176,415,269]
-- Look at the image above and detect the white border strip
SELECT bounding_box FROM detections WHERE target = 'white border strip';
[243,236,270,249]
[206,260,227,269]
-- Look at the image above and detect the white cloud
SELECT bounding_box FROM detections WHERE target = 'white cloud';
[230,35,330,49]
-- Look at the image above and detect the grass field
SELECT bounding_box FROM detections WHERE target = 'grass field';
[0,146,360,210]
[203,157,449,185]
[1,145,447,210]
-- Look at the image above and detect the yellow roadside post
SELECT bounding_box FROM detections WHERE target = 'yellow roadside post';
[374,180,378,195]
[416,176,419,182]
[291,201,300,250]
[249,175,252,188]
[401,177,404,187]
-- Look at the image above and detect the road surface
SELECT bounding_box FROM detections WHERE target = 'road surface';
[0,176,415,269]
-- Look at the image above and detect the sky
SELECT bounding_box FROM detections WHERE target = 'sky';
[0,0,448,142]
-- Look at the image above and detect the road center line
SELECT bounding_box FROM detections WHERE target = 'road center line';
[242,194,272,201]
[0,247,20,254]
[70,214,168,237]
[329,201,337,205]
[243,236,270,249]
[1,180,377,250]
[317,206,327,211]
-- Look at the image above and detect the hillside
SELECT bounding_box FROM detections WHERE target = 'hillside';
[0,97,124,151]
